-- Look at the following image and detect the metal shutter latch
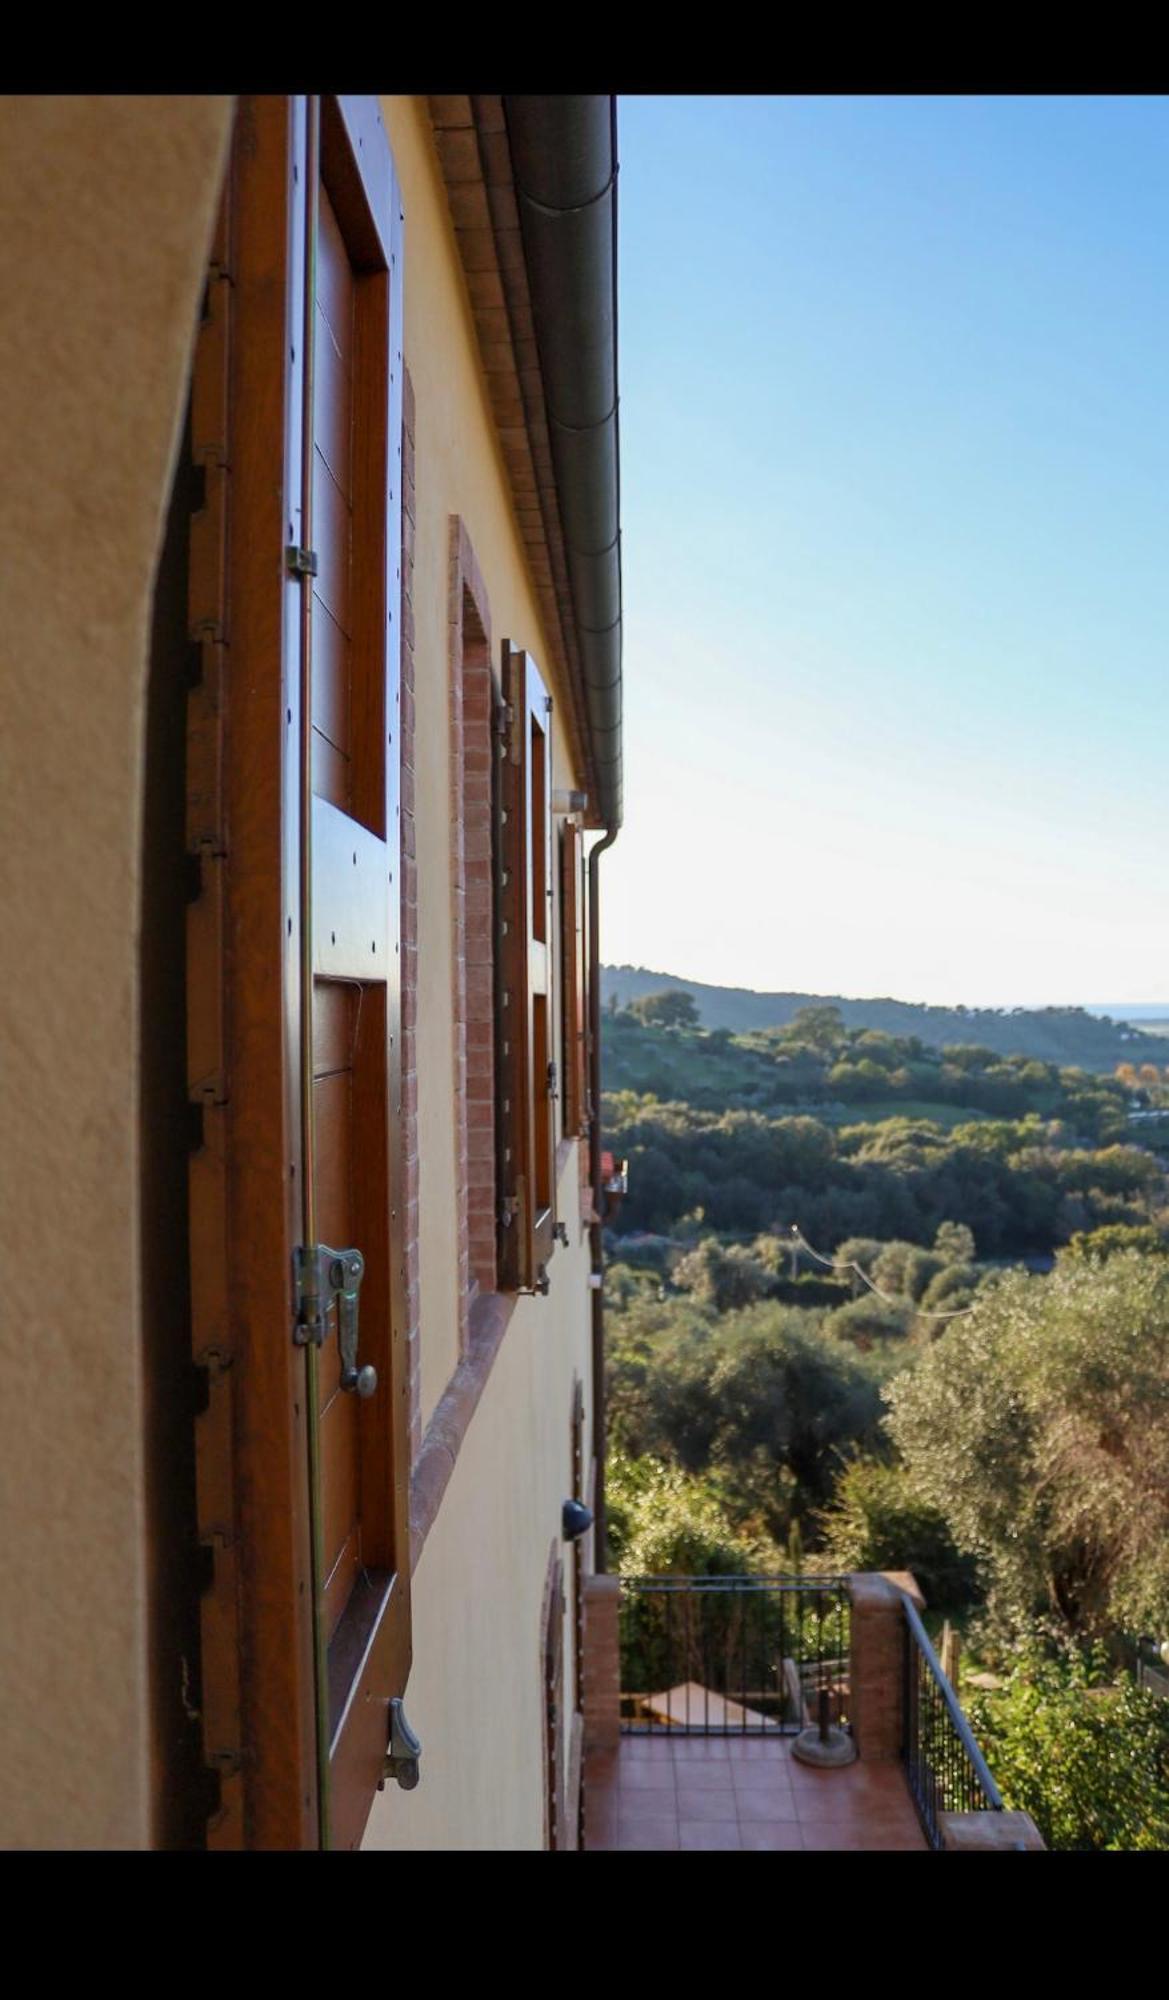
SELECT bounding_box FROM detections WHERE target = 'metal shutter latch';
[379,1698,422,1792]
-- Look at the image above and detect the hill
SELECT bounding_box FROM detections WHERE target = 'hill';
[601,965,1169,1073]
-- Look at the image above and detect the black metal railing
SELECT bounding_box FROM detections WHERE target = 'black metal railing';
[619,1574,850,1735]
[902,1592,1003,1848]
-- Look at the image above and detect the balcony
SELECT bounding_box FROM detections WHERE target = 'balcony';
[584,1729,927,1850]
[580,1571,1044,1853]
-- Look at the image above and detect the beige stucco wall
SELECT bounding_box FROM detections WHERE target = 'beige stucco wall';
[381,94,586,1432]
[0,90,594,1850]
[361,98,595,1849]
[364,1159,591,1850]
[0,96,233,1846]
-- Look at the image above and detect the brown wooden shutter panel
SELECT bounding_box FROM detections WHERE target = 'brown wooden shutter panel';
[184,94,412,1853]
[497,643,556,1291]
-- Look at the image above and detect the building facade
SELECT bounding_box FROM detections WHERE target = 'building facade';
[0,92,622,1851]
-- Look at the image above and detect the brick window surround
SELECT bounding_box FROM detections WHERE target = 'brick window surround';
[448,515,497,1342]
[404,479,522,1571]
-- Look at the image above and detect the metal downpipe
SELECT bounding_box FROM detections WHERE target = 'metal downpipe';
[587,824,618,1569]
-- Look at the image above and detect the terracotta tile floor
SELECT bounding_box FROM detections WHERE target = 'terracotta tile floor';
[584,1732,929,1851]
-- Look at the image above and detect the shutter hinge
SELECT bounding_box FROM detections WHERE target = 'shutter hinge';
[499,1195,519,1231]
[547,1060,559,1099]
[285,544,319,578]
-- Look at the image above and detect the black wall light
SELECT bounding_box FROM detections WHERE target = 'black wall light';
[562,1498,594,1542]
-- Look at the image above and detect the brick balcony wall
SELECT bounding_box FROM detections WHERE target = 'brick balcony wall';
[847,1570,924,1762]
[581,1573,621,1754]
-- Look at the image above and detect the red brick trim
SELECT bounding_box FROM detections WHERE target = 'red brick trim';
[448,516,497,1344]
[847,1570,924,1761]
[401,365,422,1466]
[581,1574,621,1755]
[409,1289,515,1570]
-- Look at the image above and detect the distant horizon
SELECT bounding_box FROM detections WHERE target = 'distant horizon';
[602,960,1169,1019]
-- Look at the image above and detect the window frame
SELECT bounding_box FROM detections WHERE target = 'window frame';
[497,641,557,1292]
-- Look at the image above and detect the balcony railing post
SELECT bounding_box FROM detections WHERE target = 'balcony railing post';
[581,1574,621,1753]
[847,1571,923,1761]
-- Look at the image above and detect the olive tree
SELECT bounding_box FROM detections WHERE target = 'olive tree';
[886,1252,1169,1640]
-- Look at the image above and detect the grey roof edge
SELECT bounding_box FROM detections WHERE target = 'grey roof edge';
[503,95,623,832]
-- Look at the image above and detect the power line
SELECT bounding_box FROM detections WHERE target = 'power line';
[790,1226,979,1319]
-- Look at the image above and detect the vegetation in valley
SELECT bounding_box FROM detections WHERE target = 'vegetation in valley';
[601,995,1169,1848]
[604,998,1165,1254]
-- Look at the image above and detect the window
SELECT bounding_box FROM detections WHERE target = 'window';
[497,642,557,1291]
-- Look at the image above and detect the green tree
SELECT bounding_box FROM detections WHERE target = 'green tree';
[1061,1222,1169,1264]
[933,1220,976,1263]
[672,1238,774,1312]
[886,1252,1169,1640]
[607,1295,884,1540]
[785,1004,845,1053]
[631,989,699,1029]
[822,1295,912,1348]
[917,1262,980,1316]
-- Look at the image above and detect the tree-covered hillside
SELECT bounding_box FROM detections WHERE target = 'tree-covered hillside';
[601,964,1169,1072]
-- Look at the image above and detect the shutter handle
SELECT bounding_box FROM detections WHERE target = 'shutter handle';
[379,1697,422,1792]
[294,1246,376,1395]
[329,1252,378,1398]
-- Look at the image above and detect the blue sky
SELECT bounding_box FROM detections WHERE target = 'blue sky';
[603,96,1169,1007]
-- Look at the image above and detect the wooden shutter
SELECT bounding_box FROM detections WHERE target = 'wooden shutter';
[560,820,587,1139]
[185,94,411,1852]
[497,644,556,1291]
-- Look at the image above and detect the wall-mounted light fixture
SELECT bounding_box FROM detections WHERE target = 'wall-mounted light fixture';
[562,1498,593,1542]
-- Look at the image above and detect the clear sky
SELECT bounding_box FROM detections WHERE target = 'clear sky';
[603,95,1169,1008]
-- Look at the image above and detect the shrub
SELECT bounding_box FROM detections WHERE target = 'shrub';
[606,1450,762,1576]
[814,1456,979,1610]
[966,1645,1169,1851]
